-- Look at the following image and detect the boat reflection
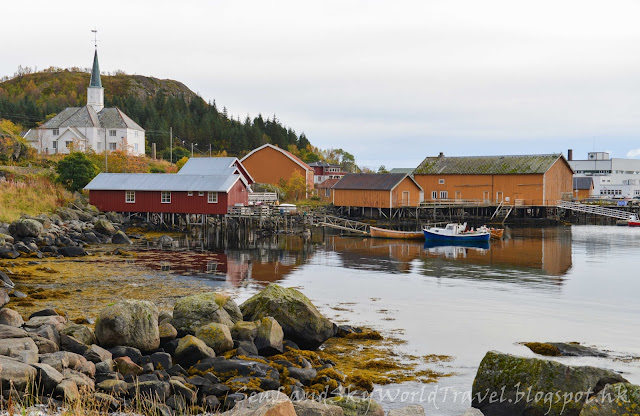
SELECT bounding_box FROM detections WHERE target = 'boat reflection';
[423,240,490,259]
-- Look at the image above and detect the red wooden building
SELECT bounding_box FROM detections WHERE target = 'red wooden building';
[85,173,249,215]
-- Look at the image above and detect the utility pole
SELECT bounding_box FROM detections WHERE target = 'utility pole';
[170,127,173,164]
[104,128,108,173]
[191,143,194,157]
[209,143,211,157]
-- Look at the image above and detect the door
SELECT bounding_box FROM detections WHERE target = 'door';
[496,191,504,203]
[455,191,462,200]
[402,191,410,206]
[483,191,489,203]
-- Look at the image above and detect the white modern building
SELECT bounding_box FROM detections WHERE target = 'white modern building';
[569,151,640,199]
[24,49,145,156]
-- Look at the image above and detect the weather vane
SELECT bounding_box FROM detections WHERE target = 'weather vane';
[91,28,98,49]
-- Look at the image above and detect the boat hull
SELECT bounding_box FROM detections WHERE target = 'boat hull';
[423,229,491,242]
[629,221,640,227]
[370,226,424,240]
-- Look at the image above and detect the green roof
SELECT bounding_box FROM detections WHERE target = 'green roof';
[413,154,564,175]
[90,50,102,88]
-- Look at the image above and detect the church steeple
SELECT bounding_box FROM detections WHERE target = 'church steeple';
[90,49,102,88]
[87,47,104,112]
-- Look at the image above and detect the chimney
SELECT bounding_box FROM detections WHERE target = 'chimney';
[438,152,444,158]
[568,149,573,161]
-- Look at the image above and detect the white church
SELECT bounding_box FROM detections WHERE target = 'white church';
[24,49,146,156]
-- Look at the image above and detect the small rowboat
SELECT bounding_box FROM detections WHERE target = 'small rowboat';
[423,223,491,242]
[480,226,504,239]
[369,226,424,240]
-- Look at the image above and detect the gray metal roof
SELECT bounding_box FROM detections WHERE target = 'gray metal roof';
[573,177,593,190]
[414,154,564,175]
[90,50,102,88]
[389,168,414,174]
[85,173,241,192]
[177,157,238,175]
[333,173,418,191]
[42,106,143,131]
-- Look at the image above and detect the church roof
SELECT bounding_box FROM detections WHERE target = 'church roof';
[90,50,102,88]
[41,106,144,131]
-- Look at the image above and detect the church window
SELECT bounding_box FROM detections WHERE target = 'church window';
[53,129,59,136]
[109,130,117,137]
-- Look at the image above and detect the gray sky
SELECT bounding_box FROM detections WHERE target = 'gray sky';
[3,0,640,169]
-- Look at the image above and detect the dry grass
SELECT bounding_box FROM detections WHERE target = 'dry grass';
[0,173,72,223]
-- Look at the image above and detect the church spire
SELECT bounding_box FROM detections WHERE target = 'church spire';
[89,49,102,88]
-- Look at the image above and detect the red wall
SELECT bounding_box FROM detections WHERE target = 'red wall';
[89,180,248,214]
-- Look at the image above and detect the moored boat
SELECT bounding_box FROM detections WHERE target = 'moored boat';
[479,226,504,239]
[423,222,491,241]
[370,226,424,240]
[629,215,640,227]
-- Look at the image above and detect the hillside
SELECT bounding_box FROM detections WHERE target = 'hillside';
[0,69,311,160]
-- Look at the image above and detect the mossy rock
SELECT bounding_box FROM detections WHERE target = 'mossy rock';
[240,284,335,350]
[9,218,43,237]
[524,342,561,356]
[174,335,216,369]
[172,292,241,336]
[579,383,640,415]
[254,317,284,356]
[231,321,258,342]
[61,324,96,345]
[324,397,384,416]
[472,351,628,416]
[95,300,159,351]
[195,322,234,354]
[94,218,117,236]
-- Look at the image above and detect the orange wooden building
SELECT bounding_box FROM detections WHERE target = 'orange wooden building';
[240,144,314,194]
[317,178,340,202]
[412,153,573,206]
[573,177,593,200]
[332,173,423,208]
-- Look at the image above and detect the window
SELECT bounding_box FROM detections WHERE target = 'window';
[208,192,218,203]
[438,179,445,184]
[198,191,204,196]
[325,188,331,197]
[97,142,102,151]
[431,191,437,199]
[52,141,57,149]
[187,191,193,197]
[109,130,117,137]
[161,191,171,203]
[134,143,139,152]
[109,143,117,151]
[440,191,448,199]
[53,129,59,136]
[125,191,135,203]
[65,141,72,148]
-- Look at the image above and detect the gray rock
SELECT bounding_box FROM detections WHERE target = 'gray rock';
[39,351,95,377]
[173,335,216,369]
[63,368,95,390]
[191,357,279,381]
[55,379,79,402]
[0,247,20,259]
[323,397,384,416]
[28,323,61,346]
[254,316,284,356]
[472,351,628,416]
[169,379,197,404]
[195,322,234,354]
[128,380,171,400]
[241,283,335,350]
[95,300,160,351]
[293,400,345,416]
[231,391,294,415]
[9,219,43,237]
[156,235,174,246]
[288,367,317,385]
[31,362,64,393]
[150,351,172,372]
[159,322,177,344]
[109,345,142,364]
[28,333,59,354]
[97,379,128,396]
[92,392,121,410]
[60,333,90,355]
[58,246,87,257]
[579,382,640,415]
[0,355,37,392]
[111,230,132,245]
[0,270,14,288]
[61,324,96,345]
[231,321,258,342]
[0,308,24,327]
[0,336,39,363]
[84,344,112,363]
[25,314,67,331]
[461,409,485,416]
[0,323,29,338]
[172,292,241,335]
[0,288,9,308]
[94,219,116,236]
[388,405,425,416]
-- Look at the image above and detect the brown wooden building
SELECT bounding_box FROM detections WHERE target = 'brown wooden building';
[572,177,593,200]
[413,153,573,206]
[332,173,423,208]
[317,178,340,202]
[240,144,314,194]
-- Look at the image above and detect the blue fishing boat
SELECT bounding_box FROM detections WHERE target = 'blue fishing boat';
[423,223,490,242]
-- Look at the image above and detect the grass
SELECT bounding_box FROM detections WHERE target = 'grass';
[0,170,72,223]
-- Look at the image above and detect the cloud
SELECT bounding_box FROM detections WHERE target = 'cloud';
[626,149,640,158]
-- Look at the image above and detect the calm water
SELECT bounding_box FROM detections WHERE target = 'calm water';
[153,225,640,416]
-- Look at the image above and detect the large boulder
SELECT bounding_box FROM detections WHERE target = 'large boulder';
[579,383,640,415]
[0,355,37,392]
[95,300,160,351]
[0,336,39,363]
[9,218,43,237]
[254,317,284,356]
[195,323,234,354]
[173,335,216,369]
[111,230,132,245]
[0,288,9,308]
[172,292,242,336]
[61,324,96,345]
[472,351,628,416]
[0,308,24,327]
[240,284,335,350]
[94,219,117,236]
[58,246,87,257]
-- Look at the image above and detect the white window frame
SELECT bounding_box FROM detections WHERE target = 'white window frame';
[325,188,331,197]
[438,179,445,184]
[134,143,139,152]
[125,191,135,203]
[161,191,171,204]
[431,191,437,200]
[187,191,193,197]
[198,191,204,196]
[52,141,58,149]
[440,191,448,199]
[208,192,218,203]
[108,142,117,151]
[52,128,59,136]
[109,130,117,137]
[65,141,72,148]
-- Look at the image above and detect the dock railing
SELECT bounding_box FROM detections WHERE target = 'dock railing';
[557,200,636,220]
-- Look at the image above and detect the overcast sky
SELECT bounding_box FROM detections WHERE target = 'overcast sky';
[3,0,640,169]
